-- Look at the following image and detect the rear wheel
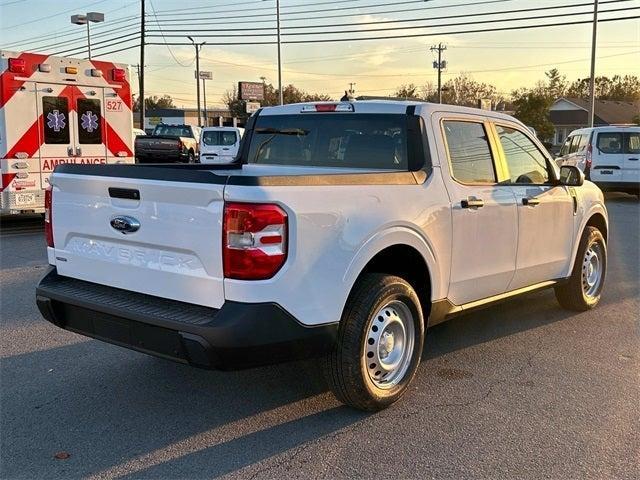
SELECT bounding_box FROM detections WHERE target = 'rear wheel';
[324,274,424,411]
[555,226,606,311]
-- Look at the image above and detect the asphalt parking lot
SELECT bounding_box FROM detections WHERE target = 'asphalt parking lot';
[1,193,638,480]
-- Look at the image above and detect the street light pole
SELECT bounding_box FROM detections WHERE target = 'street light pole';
[71,12,104,60]
[263,0,283,105]
[588,0,599,128]
[276,0,283,105]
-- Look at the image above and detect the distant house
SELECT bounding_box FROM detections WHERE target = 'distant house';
[549,97,640,146]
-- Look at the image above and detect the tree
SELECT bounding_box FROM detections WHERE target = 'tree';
[132,94,175,112]
[222,82,333,121]
[511,89,555,141]
[566,75,640,101]
[393,83,420,99]
[440,74,504,108]
[545,68,568,99]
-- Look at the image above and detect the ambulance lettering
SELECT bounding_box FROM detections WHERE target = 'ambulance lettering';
[42,158,107,172]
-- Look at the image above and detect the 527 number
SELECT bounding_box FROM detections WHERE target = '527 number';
[106,100,123,112]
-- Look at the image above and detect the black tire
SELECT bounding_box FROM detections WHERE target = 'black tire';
[555,226,606,311]
[324,274,425,411]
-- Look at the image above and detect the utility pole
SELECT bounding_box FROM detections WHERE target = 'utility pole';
[349,82,356,96]
[430,43,447,104]
[139,0,145,131]
[188,36,205,126]
[202,77,207,127]
[276,0,283,105]
[588,0,599,127]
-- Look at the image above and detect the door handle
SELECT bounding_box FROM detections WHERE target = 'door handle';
[67,146,74,156]
[522,197,540,206]
[629,158,639,161]
[75,147,82,156]
[461,197,484,209]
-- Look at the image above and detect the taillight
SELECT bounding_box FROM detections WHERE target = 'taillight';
[586,143,593,168]
[8,58,26,74]
[301,103,354,113]
[112,68,126,82]
[44,187,54,248]
[223,202,287,280]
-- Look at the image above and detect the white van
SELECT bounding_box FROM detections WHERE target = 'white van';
[199,127,244,164]
[556,126,640,195]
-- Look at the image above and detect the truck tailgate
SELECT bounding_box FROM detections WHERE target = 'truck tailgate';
[50,168,226,308]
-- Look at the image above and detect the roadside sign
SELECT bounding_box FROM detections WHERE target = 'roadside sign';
[246,101,260,113]
[239,81,264,101]
[196,71,213,80]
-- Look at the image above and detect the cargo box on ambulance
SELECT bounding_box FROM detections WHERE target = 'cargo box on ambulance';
[0,50,134,215]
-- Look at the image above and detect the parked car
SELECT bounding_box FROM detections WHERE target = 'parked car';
[199,126,244,164]
[37,101,608,411]
[135,123,201,163]
[556,126,640,196]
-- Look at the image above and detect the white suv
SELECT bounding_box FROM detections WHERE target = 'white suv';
[556,126,640,196]
[37,101,608,410]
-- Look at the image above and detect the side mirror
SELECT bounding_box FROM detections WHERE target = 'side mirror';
[559,165,584,187]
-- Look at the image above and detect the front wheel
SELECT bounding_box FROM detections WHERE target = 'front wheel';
[555,226,606,311]
[324,274,424,411]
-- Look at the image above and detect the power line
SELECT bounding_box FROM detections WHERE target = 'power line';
[25,23,140,54]
[146,0,630,34]
[55,33,141,57]
[3,15,139,49]
[145,6,639,42]
[147,0,195,67]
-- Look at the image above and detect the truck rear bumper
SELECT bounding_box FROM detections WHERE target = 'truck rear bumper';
[36,268,337,370]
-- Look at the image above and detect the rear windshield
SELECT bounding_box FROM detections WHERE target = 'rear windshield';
[154,125,191,137]
[247,113,408,169]
[203,130,237,146]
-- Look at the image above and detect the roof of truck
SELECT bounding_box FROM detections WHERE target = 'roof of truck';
[258,100,520,123]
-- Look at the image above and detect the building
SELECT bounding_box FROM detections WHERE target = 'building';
[549,97,640,146]
[133,107,236,133]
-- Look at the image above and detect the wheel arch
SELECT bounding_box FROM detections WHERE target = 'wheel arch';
[342,227,441,323]
[567,205,609,275]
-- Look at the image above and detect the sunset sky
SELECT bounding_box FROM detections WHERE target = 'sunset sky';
[2,0,639,108]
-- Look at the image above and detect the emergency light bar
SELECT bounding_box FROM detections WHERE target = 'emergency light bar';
[301,103,354,113]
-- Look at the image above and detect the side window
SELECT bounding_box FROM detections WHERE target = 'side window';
[625,132,640,154]
[559,136,573,156]
[577,134,589,153]
[77,98,102,144]
[42,96,70,144]
[568,135,581,154]
[597,133,622,153]
[495,125,549,184]
[443,120,496,184]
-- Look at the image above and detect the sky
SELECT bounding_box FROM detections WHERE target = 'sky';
[1,0,639,109]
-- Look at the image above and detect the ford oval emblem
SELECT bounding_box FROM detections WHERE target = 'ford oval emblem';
[110,215,140,234]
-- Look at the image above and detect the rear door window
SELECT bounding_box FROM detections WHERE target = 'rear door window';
[77,98,102,144]
[568,135,581,154]
[248,113,408,169]
[597,133,623,153]
[203,131,237,146]
[443,120,496,183]
[625,132,640,154]
[42,96,70,144]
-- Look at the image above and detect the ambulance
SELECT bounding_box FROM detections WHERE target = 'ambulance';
[0,51,134,215]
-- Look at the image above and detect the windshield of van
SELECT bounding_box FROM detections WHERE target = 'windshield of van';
[247,113,408,169]
[203,130,237,146]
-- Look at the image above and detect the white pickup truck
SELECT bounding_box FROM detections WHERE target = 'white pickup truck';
[36,101,608,411]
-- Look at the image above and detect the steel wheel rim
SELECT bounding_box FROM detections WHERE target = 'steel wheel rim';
[582,241,603,298]
[364,300,415,389]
